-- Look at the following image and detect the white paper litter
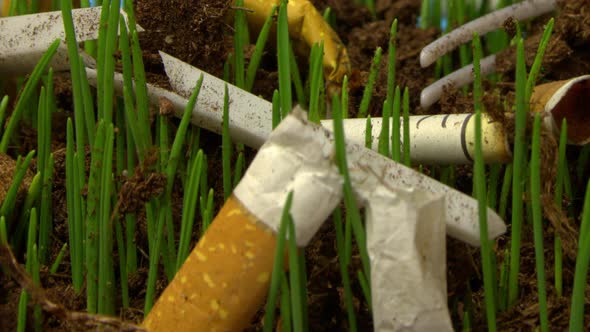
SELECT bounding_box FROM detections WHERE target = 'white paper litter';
[366,185,452,332]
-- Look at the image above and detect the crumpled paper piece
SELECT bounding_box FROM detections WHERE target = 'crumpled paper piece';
[366,184,453,332]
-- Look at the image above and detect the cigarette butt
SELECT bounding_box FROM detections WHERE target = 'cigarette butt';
[243,0,350,85]
[142,195,277,332]
[530,75,590,145]
[144,112,342,331]
[321,113,511,164]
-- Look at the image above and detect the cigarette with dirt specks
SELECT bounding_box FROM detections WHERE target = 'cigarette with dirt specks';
[143,111,343,331]
[242,0,350,86]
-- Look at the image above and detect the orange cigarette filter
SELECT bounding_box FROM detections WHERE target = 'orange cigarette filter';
[243,0,351,86]
[143,195,277,332]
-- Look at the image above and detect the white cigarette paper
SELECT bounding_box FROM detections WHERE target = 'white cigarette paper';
[234,111,343,246]
[322,113,512,164]
[366,185,452,332]
[0,7,141,75]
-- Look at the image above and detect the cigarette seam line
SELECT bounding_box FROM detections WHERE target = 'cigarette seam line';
[461,113,475,163]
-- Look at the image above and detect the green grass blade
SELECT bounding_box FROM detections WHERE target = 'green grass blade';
[530,113,549,332]
[222,84,233,200]
[38,72,54,264]
[525,18,554,101]
[280,272,292,332]
[115,216,130,308]
[263,191,293,332]
[332,93,371,300]
[233,151,245,188]
[201,189,214,234]
[125,2,152,145]
[341,76,349,119]
[277,0,292,119]
[472,32,497,331]
[177,150,204,270]
[246,5,277,92]
[97,124,115,315]
[358,47,382,118]
[554,120,567,297]
[272,90,281,129]
[334,208,357,331]
[508,38,527,306]
[61,0,93,148]
[0,39,60,153]
[290,44,307,109]
[365,116,372,149]
[498,163,513,220]
[0,96,9,139]
[402,87,411,166]
[50,243,68,274]
[233,0,248,89]
[391,86,401,161]
[13,172,42,253]
[1,151,35,221]
[386,19,397,118]
[569,180,590,331]
[287,214,305,332]
[308,42,324,123]
[86,121,107,313]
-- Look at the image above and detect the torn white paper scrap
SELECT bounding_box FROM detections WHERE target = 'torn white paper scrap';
[366,185,452,332]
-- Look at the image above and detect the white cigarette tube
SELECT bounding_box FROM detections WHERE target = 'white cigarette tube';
[158,52,512,165]
[321,113,511,165]
[420,0,557,68]
[0,7,139,75]
[366,185,452,332]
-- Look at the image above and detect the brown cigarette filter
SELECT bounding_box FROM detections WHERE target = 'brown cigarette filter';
[530,75,590,145]
[143,195,277,332]
[243,0,350,85]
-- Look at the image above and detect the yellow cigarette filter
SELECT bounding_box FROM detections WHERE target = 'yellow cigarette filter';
[529,75,590,145]
[143,195,278,331]
[143,111,342,331]
[243,0,351,87]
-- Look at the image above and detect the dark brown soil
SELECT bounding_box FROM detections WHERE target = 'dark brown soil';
[133,0,232,78]
[2,0,590,331]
